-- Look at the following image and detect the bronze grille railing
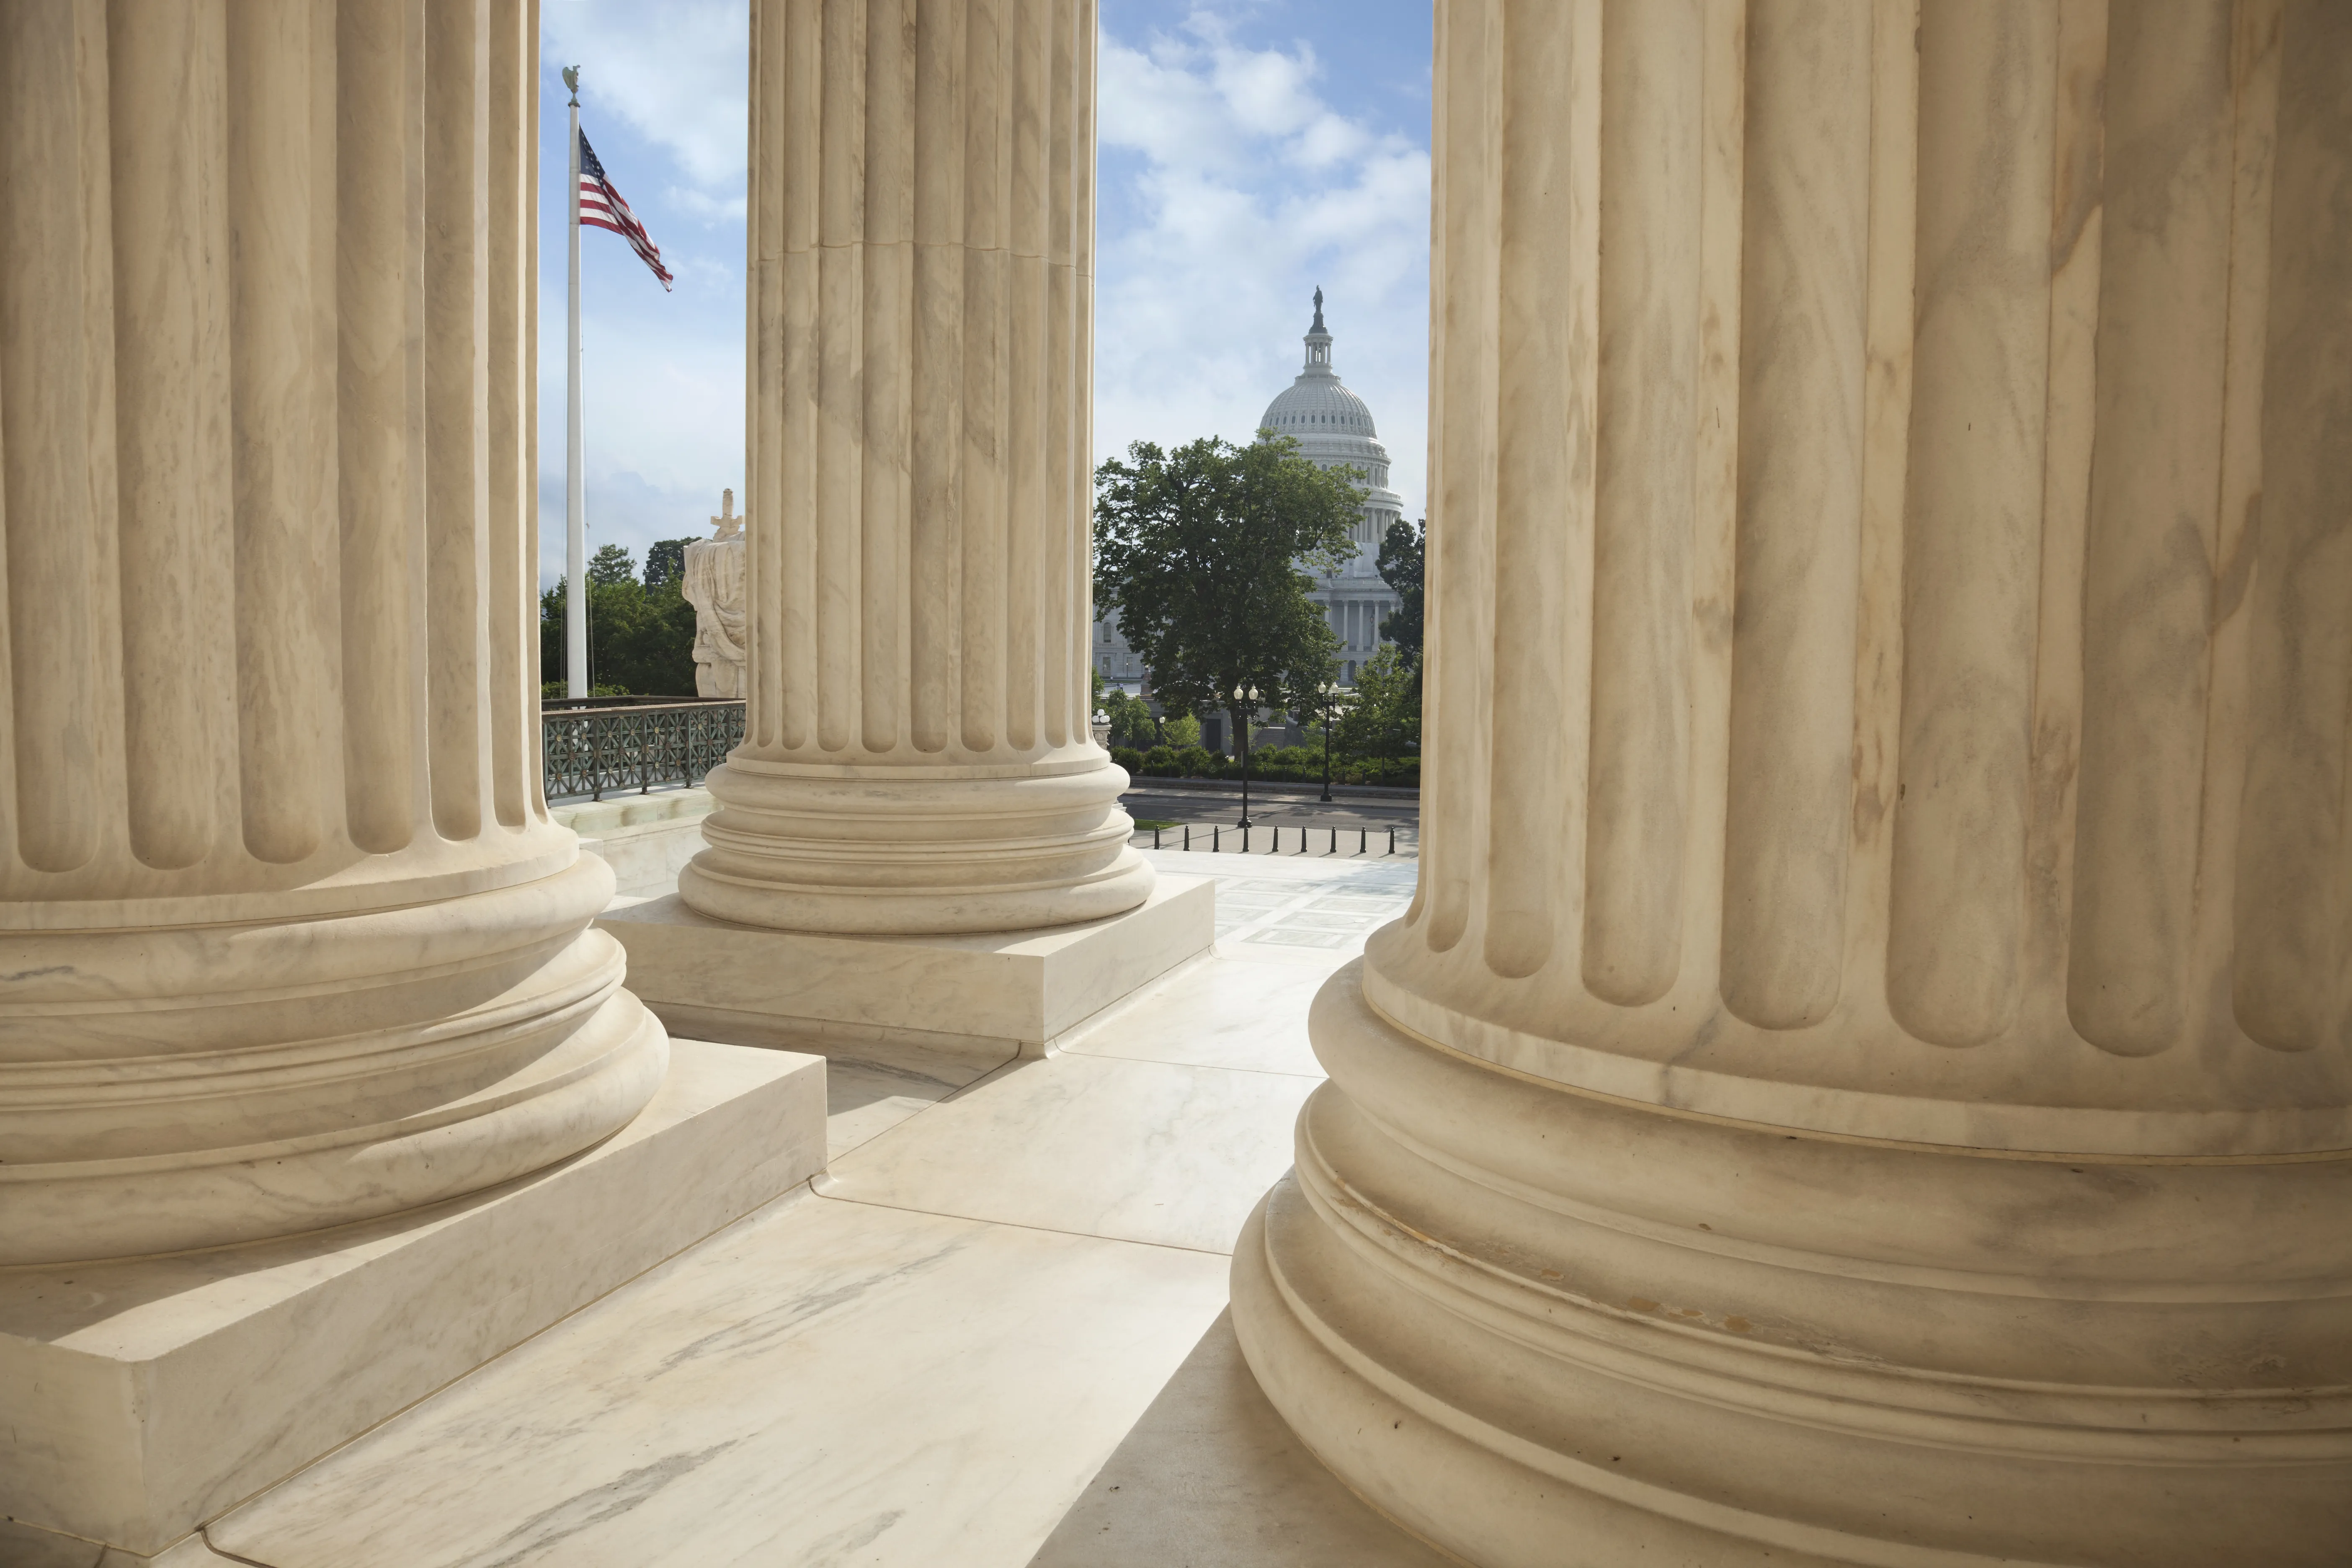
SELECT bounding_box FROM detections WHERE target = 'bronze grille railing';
[542,700,745,801]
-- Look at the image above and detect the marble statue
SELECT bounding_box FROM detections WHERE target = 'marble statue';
[683,488,747,699]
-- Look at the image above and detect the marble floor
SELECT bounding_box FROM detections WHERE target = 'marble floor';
[1028,1309,1459,1568]
[192,848,1439,1567]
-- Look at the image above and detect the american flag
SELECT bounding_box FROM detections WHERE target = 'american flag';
[578,130,673,292]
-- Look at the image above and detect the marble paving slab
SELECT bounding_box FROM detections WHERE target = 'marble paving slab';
[825,1050,1318,1254]
[818,1043,1005,1160]
[1065,946,1329,1078]
[1027,1309,1459,1568]
[207,1196,1228,1568]
[0,1516,246,1567]
[1135,850,1416,967]
[1243,926,1352,949]
[640,1001,1015,1162]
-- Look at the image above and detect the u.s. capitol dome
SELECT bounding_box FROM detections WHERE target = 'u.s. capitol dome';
[1091,291,1407,698]
[1256,288,1406,684]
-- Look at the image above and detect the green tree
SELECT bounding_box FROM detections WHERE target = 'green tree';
[588,542,637,586]
[538,547,699,698]
[1333,644,1421,762]
[1377,517,1425,673]
[643,537,692,591]
[1108,692,1156,750]
[1090,668,1160,752]
[1094,433,1357,823]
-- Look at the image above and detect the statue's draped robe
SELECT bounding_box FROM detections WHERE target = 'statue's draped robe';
[683,534,746,698]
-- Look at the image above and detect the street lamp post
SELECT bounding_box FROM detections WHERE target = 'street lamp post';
[1317,681,1341,803]
[1235,685,1260,830]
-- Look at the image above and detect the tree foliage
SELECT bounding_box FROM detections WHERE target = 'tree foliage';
[587,542,637,587]
[643,537,692,592]
[1376,517,1425,672]
[539,544,699,696]
[1090,669,1160,751]
[1096,668,1185,757]
[1333,644,1420,762]
[1106,692,1157,750]
[1093,434,1357,783]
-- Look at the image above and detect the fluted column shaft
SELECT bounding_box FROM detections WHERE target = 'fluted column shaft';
[1234,3,2352,1563]
[684,0,1145,936]
[0,0,665,1268]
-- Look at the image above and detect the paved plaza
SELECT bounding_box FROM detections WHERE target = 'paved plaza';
[183,851,1439,1567]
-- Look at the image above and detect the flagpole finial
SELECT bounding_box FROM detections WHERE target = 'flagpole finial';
[562,64,580,106]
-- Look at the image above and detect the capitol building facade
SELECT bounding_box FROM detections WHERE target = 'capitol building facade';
[1094,294,1406,696]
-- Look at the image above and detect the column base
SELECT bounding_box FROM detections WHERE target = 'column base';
[0,1039,826,1560]
[1230,962,2352,1568]
[680,760,1153,935]
[600,874,1215,1056]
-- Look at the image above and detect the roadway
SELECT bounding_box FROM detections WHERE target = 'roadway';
[1119,781,1420,854]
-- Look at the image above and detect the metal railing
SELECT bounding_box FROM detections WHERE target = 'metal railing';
[542,700,745,801]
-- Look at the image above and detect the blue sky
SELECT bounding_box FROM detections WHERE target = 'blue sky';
[536,0,1432,587]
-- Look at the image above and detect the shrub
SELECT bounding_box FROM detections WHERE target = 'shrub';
[1346,756,1420,789]
[1109,745,1145,773]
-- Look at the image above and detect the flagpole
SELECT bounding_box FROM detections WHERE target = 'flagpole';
[565,70,588,698]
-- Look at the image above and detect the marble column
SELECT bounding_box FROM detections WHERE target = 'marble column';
[0,0,667,1268]
[1232,2,2352,1563]
[683,0,1148,935]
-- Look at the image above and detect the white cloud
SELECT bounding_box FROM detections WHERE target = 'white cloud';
[669,187,750,224]
[538,1,749,586]
[534,0,1432,591]
[542,0,749,190]
[536,280,744,571]
[1093,7,1430,522]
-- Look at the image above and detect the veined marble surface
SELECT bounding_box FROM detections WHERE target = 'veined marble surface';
[0,1041,824,1556]
[1067,948,1330,1077]
[602,874,1215,1050]
[825,1049,1316,1254]
[1136,845,1418,964]
[199,850,1426,1566]
[1028,1310,1455,1568]
[0,1517,252,1567]
[626,1003,1016,1163]
[206,1195,1228,1568]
